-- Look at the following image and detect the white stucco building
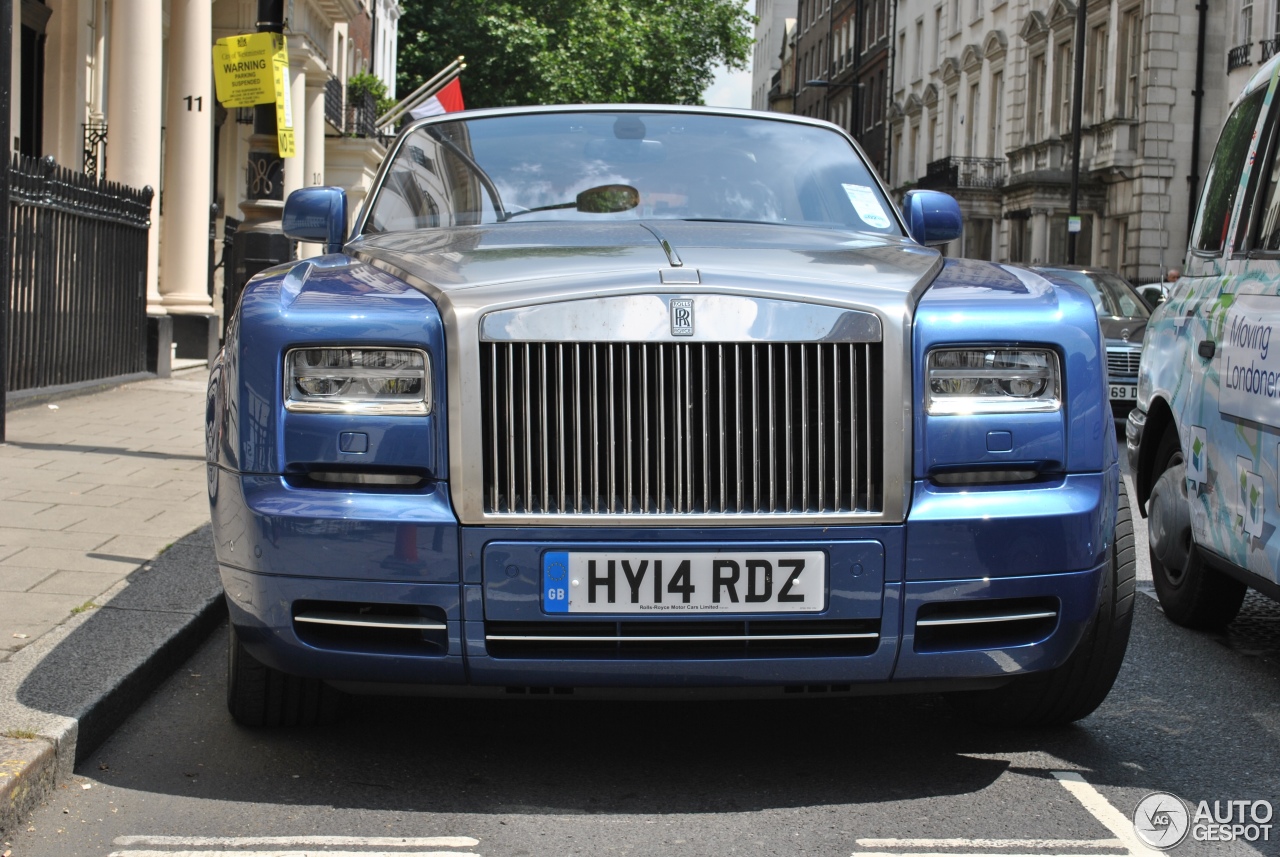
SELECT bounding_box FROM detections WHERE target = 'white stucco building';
[12,0,400,345]
[886,0,1230,283]
[752,0,798,110]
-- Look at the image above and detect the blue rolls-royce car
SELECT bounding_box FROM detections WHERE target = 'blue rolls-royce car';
[207,106,1131,727]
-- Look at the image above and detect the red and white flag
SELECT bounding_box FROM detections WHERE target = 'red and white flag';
[409,78,465,119]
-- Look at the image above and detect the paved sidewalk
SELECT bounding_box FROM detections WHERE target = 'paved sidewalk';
[0,374,210,657]
[0,372,222,835]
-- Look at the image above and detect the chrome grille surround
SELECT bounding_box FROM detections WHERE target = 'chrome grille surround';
[474,295,887,522]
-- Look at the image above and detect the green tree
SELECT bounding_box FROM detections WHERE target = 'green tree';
[396,0,754,109]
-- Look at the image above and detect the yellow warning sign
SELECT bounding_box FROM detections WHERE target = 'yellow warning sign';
[212,32,294,158]
[213,32,276,108]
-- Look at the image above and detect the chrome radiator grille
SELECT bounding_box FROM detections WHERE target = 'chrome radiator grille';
[1106,349,1141,376]
[480,341,883,516]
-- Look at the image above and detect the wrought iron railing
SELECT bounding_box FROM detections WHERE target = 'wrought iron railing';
[1261,37,1280,62]
[347,87,379,138]
[325,76,344,131]
[6,155,153,392]
[920,156,1007,190]
[1229,42,1253,71]
[81,122,107,179]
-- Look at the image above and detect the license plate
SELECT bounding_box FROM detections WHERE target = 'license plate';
[1109,384,1137,400]
[542,551,826,614]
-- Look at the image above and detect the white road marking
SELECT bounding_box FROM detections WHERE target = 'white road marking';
[109,851,479,857]
[852,853,1128,857]
[860,844,1121,854]
[850,772,1166,857]
[113,837,479,848]
[1051,772,1162,855]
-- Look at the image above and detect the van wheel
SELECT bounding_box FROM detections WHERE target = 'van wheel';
[949,480,1136,726]
[1147,428,1246,630]
[226,623,342,727]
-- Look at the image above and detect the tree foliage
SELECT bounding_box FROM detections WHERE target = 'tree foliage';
[396,0,755,109]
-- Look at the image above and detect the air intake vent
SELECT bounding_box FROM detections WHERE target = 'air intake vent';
[485,618,880,659]
[480,341,883,516]
[293,601,448,655]
[914,597,1058,653]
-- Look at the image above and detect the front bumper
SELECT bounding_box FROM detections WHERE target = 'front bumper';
[212,469,1115,691]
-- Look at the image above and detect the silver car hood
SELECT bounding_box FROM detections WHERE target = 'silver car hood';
[351,221,941,306]
[350,221,940,526]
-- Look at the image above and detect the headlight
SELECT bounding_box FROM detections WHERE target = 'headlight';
[285,347,430,414]
[926,348,1060,415]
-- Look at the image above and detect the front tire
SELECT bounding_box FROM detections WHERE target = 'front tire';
[226,623,342,727]
[1147,428,1246,630]
[949,479,1137,726]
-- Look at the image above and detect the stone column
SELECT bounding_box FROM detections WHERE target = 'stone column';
[298,79,328,258]
[106,0,163,313]
[305,81,326,188]
[159,0,214,313]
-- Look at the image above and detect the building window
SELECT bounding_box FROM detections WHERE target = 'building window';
[1088,24,1109,123]
[965,82,979,155]
[1109,217,1128,273]
[947,92,959,157]
[1119,8,1141,118]
[1053,40,1073,136]
[898,30,907,87]
[951,0,961,33]
[972,0,983,23]
[915,18,925,79]
[933,7,943,63]
[1028,52,1046,142]
[1240,0,1255,44]
[989,70,1005,157]
[909,122,920,180]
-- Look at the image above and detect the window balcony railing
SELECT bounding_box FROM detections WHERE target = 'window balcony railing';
[1229,42,1253,71]
[325,76,344,131]
[919,156,1007,190]
[1261,37,1280,62]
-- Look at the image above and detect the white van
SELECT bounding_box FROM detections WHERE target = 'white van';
[1127,59,1280,628]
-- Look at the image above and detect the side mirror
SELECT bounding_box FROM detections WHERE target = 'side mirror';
[902,189,962,246]
[282,186,348,254]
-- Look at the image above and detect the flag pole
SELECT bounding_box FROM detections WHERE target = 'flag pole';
[376,57,464,128]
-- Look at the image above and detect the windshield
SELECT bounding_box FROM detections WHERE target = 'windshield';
[1050,270,1150,319]
[362,111,901,237]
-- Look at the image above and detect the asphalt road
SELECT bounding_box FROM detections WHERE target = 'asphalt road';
[9,473,1280,857]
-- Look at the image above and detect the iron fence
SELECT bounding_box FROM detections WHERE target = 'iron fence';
[6,154,152,392]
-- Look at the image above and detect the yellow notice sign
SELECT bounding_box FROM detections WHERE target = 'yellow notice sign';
[212,32,294,158]
[272,36,295,158]
[212,32,276,108]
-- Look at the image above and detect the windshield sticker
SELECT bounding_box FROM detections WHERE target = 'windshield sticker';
[842,184,892,229]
